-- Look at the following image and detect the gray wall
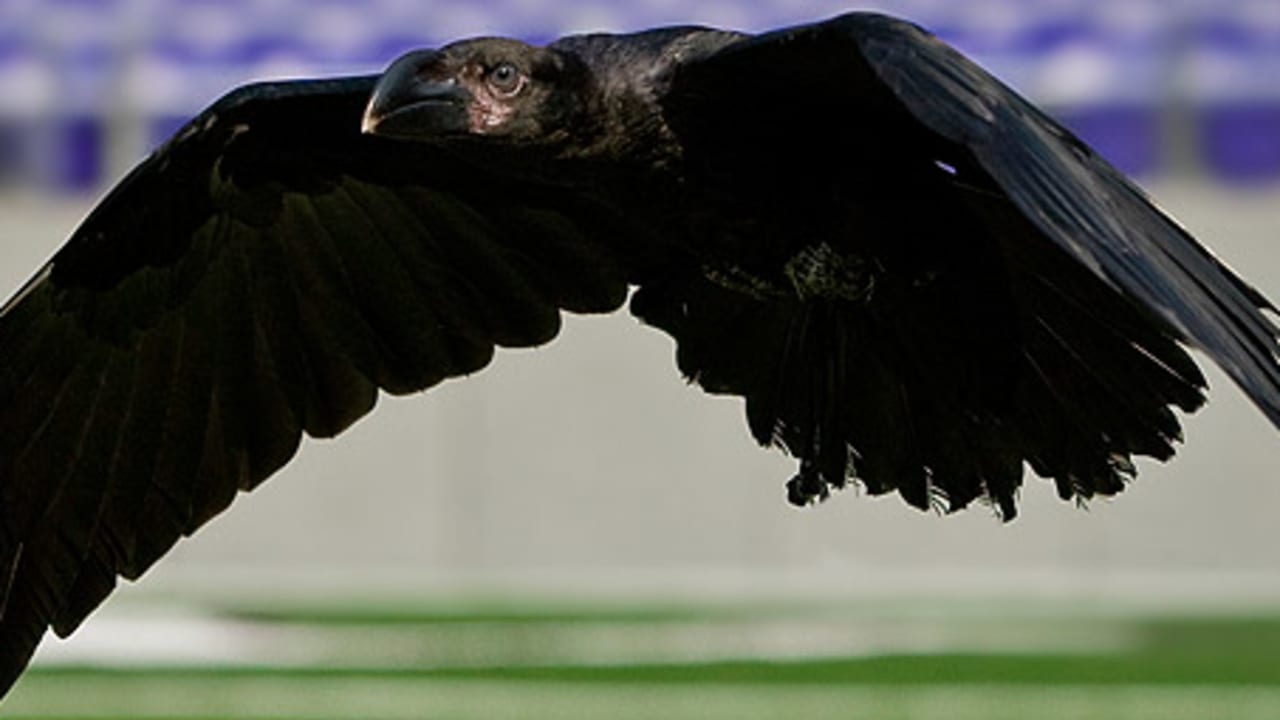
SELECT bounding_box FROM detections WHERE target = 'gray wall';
[2,182,1278,601]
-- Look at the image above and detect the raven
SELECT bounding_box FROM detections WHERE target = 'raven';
[1,12,1278,696]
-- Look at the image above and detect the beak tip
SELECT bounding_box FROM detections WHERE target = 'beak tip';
[360,94,383,135]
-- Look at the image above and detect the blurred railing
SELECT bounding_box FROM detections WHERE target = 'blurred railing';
[1,0,1278,193]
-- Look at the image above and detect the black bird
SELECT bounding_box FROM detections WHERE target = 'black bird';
[1,12,1278,696]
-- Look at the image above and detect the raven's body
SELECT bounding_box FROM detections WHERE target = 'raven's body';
[0,13,1277,697]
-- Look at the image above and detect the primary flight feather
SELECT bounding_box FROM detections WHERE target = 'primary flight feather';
[1,12,1278,696]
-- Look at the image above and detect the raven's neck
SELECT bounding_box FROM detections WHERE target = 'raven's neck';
[549,27,746,171]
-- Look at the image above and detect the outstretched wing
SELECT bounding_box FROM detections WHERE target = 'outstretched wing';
[845,14,1280,420]
[644,13,1279,514]
[0,77,632,691]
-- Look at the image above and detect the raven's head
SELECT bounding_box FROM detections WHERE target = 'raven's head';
[362,38,592,147]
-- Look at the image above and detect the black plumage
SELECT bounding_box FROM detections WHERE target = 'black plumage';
[0,12,1277,696]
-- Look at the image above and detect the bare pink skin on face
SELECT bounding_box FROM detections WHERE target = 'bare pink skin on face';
[459,67,526,133]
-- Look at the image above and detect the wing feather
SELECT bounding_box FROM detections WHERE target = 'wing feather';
[0,76,633,692]
[651,12,1277,516]
[846,13,1280,423]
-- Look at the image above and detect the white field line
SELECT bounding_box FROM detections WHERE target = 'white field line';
[30,610,1139,669]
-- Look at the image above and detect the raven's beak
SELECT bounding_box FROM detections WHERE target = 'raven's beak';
[362,50,472,138]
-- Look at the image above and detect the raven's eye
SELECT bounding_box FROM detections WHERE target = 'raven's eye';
[486,62,525,96]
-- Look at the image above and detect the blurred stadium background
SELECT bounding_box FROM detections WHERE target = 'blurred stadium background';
[4,0,1280,190]
[1,0,1279,717]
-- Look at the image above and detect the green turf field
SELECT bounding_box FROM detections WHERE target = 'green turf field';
[6,600,1280,719]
